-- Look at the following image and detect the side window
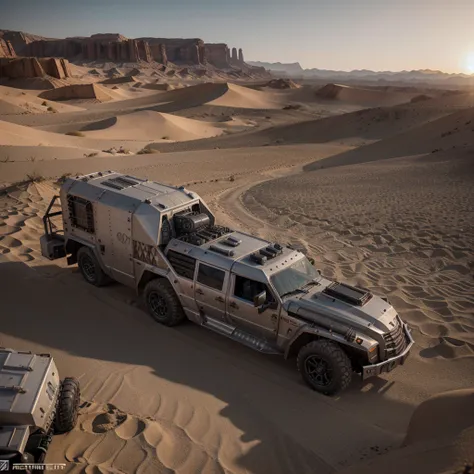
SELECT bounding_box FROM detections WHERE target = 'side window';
[234,275,275,303]
[197,264,225,291]
[67,195,94,233]
[167,250,196,279]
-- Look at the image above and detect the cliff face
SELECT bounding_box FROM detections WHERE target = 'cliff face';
[0,38,16,58]
[138,38,205,64]
[204,43,230,68]
[204,43,247,69]
[0,30,47,55]
[1,30,261,75]
[0,57,72,79]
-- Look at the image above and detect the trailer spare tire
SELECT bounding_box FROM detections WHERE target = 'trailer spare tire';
[55,377,80,433]
[77,246,110,287]
[144,278,186,326]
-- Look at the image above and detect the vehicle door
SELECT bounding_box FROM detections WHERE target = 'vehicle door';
[227,274,279,341]
[90,194,137,286]
[194,262,228,322]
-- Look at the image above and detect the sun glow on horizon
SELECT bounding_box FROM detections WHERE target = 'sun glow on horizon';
[463,52,474,73]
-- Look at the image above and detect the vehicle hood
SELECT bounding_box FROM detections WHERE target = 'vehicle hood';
[283,277,398,336]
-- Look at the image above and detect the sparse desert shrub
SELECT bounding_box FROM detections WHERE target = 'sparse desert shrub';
[29,156,36,162]
[102,146,131,155]
[229,175,235,182]
[282,104,302,110]
[162,136,169,140]
[66,131,85,137]
[56,173,72,185]
[84,152,98,158]
[42,101,48,106]
[137,147,155,154]
[26,172,44,183]
[1,155,11,163]
[47,106,58,113]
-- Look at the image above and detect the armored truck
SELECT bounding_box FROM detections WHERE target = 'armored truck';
[0,348,80,469]
[40,171,414,395]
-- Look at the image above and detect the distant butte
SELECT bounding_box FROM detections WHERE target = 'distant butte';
[0,30,266,78]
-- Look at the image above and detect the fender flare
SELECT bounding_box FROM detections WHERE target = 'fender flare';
[284,325,353,359]
[65,238,109,275]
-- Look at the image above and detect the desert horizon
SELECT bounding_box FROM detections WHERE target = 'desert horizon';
[1,2,474,474]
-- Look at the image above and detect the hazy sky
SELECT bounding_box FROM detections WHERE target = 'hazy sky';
[1,0,474,73]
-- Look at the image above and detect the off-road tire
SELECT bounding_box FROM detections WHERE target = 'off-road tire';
[144,278,186,326]
[77,246,110,287]
[55,377,80,433]
[297,340,352,396]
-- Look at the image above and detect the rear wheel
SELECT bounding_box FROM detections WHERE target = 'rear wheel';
[297,340,352,396]
[77,247,110,287]
[144,279,186,326]
[55,377,80,433]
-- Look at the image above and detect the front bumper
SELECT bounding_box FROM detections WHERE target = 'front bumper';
[362,323,414,380]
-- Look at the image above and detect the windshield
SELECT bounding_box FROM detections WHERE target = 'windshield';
[270,257,320,297]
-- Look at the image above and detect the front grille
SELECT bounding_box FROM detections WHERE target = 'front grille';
[383,318,407,358]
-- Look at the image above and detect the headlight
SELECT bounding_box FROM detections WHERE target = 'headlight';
[368,344,379,363]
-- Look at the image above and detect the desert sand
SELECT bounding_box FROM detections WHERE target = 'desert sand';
[0,66,473,474]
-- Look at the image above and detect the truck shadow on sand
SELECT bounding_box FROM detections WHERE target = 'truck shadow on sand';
[0,260,415,474]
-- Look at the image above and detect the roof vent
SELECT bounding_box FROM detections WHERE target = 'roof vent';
[323,282,372,306]
[102,176,140,190]
[222,236,242,247]
[250,253,267,265]
[209,244,235,257]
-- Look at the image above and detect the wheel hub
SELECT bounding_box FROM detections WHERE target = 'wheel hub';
[305,355,333,386]
[149,292,168,317]
[81,255,96,281]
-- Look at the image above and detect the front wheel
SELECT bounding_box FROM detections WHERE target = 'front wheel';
[297,340,352,396]
[144,279,186,326]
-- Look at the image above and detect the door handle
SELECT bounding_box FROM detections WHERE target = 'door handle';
[215,296,224,303]
[196,289,204,295]
[230,301,239,309]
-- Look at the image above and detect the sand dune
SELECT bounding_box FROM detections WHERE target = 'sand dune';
[148,98,462,153]
[340,389,474,474]
[100,75,139,85]
[39,83,124,102]
[315,83,418,106]
[0,119,152,160]
[1,71,473,474]
[0,85,84,115]
[304,106,474,169]
[207,82,282,108]
[81,110,250,141]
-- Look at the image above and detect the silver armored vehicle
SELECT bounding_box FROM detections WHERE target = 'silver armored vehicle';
[40,171,414,395]
[0,348,80,469]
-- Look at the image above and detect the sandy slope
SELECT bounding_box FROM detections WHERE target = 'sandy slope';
[0,77,473,474]
[80,110,253,141]
[146,96,467,153]
[244,153,474,360]
[315,83,417,106]
[0,85,85,115]
[0,119,156,160]
[340,389,474,474]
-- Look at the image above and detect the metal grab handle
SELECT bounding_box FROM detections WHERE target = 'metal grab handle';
[230,301,239,309]
[196,289,204,295]
[0,385,26,393]
[215,296,224,303]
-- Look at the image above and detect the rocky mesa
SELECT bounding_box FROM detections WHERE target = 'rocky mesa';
[0,29,265,75]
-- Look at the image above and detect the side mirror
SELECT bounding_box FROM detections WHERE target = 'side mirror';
[308,257,315,265]
[253,291,267,307]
